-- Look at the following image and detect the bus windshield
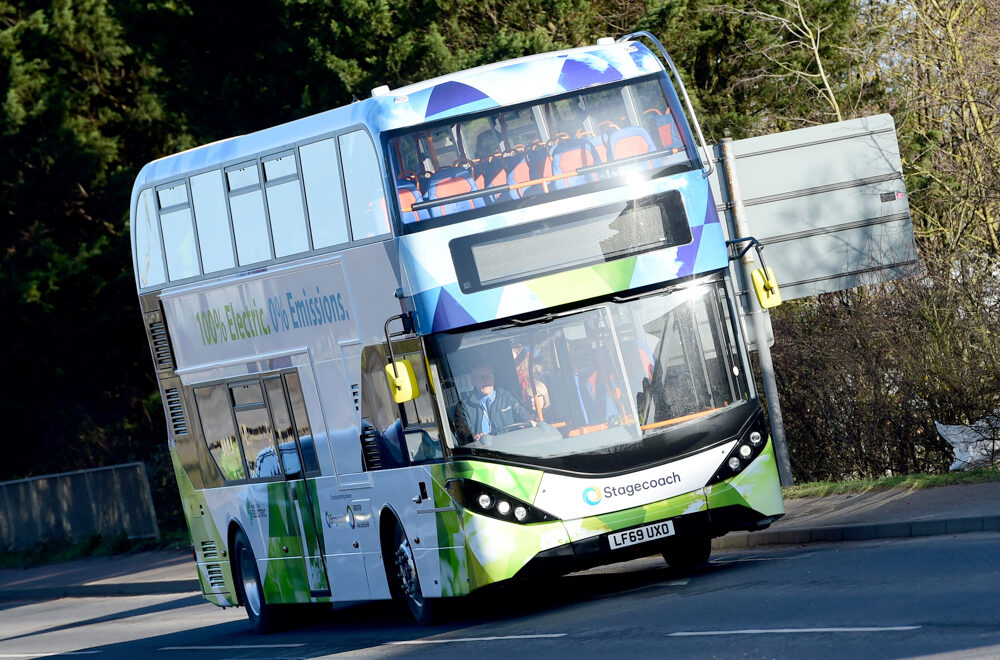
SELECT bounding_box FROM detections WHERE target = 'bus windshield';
[387,75,693,232]
[427,277,751,473]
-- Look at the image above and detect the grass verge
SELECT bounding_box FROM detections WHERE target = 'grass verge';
[783,468,1000,499]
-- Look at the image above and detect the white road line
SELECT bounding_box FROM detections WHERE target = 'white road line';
[390,634,568,645]
[0,653,101,657]
[668,626,921,637]
[158,644,307,650]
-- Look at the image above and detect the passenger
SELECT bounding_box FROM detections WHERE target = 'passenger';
[571,350,620,427]
[512,346,550,415]
[455,362,536,443]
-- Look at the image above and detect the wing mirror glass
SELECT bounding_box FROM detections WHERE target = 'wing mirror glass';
[752,266,782,308]
[385,359,419,403]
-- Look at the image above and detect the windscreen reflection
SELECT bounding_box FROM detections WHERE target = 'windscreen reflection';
[428,279,749,465]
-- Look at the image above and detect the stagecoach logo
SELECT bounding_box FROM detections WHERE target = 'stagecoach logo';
[346,505,356,530]
[584,471,684,505]
[325,511,335,528]
[582,487,602,506]
[245,500,267,520]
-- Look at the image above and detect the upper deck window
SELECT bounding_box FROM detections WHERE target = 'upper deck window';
[386,75,694,234]
[299,138,350,248]
[227,161,272,265]
[134,188,166,287]
[263,152,310,257]
[190,170,235,273]
[339,130,391,240]
[158,181,200,281]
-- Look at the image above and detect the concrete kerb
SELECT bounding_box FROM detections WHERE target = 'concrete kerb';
[712,514,1000,550]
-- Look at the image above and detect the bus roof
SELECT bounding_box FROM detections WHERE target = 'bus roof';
[131,41,663,197]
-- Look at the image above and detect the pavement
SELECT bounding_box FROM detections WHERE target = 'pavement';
[1,482,997,601]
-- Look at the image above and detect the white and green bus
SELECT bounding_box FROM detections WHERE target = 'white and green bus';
[132,32,784,629]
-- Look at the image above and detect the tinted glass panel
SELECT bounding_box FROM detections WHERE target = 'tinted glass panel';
[263,377,301,477]
[190,170,235,273]
[340,130,391,239]
[235,406,281,479]
[230,190,271,265]
[300,139,349,248]
[157,182,188,209]
[264,154,297,181]
[231,381,264,406]
[134,188,166,287]
[227,163,259,191]
[266,180,310,257]
[195,385,245,481]
[285,373,320,474]
[161,208,199,280]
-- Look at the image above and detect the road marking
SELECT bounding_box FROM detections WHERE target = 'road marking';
[0,653,101,657]
[668,626,921,637]
[158,644,306,650]
[390,634,568,645]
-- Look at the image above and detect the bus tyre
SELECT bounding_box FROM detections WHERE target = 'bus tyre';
[390,521,436,625]
[233,530,277,634]
[662,536,712,572]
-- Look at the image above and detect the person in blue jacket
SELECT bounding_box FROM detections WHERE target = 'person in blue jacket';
[456,362,535,444]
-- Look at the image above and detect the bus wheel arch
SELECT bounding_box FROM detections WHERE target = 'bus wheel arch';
[379,506,436,624]
[228,522,278,633]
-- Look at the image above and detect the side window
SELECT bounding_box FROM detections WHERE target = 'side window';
[231,381,282,479]
[191,170,235,273]
[158,182,200,281]
[263,377,301,477]
[227,162,272,265]
[284,373,320,475]
[195,385,246,481]
[263,153,311,257]
[134,188,166,287]
[398,349,444,464]
[339,130,391,240]
[299,138,349,248]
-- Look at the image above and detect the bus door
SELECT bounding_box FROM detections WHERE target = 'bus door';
[263,373,331,599]
[391,346,449,581]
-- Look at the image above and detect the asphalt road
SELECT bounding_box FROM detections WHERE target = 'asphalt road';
[1,533,997,659]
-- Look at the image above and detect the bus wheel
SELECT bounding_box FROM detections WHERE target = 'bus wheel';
[391,522,435,624]
[662,536,712,572]
[233,530,277,633]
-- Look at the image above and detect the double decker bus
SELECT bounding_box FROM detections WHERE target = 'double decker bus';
[131,32,784,629]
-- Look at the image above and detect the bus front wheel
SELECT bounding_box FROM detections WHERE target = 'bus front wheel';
[233,529,277,633]
[390,521,436,625]
[662,536,711,572]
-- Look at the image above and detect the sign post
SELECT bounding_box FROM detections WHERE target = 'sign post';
[719,138,795,487]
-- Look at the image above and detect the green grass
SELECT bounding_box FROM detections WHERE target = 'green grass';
[0,527,191,570]
[783,468,1000,499]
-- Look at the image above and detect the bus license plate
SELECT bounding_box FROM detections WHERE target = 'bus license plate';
[608,520,675,550]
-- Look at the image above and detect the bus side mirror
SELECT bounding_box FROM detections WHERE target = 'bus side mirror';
[385,359,420,403]
[751,266,782,308]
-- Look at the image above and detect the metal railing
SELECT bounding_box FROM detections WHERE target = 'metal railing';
[0,462,160,550]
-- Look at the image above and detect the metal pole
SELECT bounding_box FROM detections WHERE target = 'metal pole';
[720,138,794,487]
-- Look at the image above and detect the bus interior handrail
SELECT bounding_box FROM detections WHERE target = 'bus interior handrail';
[617,31,715,179]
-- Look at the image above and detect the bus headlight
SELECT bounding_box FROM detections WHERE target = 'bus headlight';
[445,478,557,524]
[707,415,770,485]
